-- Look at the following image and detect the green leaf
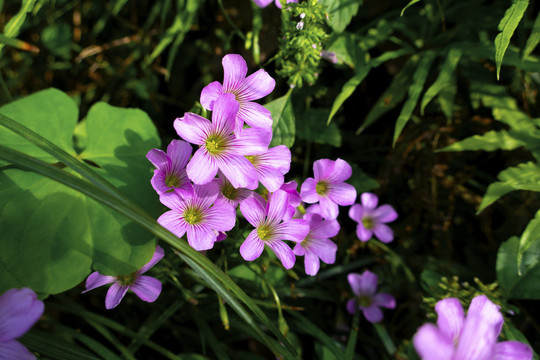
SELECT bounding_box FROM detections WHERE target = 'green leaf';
[0,0,37,55]
[517,209,540,272]
[393,51,436,145]
[319,0,362,33]
[266,90,295,148]
[421,49,462,115]
[438,130,525,152]
[41,22,72,59]
[326,32,366,68]
[356,57,418,134]
[497,236,540,299]
[327,66,371,124]
[494,0,529,79]
[400,0,422,16]
[478,162,540,213]
[297,109,342,147]
[523,11,540,58]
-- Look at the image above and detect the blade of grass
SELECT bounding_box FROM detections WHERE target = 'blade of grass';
[21,330,101,360]
[344,311,360,360]
[191,305,232,360]
[373,323,396,356]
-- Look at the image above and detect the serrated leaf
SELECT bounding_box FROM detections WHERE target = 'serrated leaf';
[393,51,436,144]
[421,49,462,115]
[327,66,371,124]
[497,236,540,299]
[319,0,362,33]
[0,89,160,295]
[494,0,529,79]
[356,57,418,134]
[523,11,540,59]
[266,91,295,148]
[297,109,341,147]
[438,130,525,152]
[478,162,540,213]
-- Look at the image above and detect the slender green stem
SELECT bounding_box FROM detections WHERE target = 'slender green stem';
[373,322,396,356]
[217,0,246,41]
[370,240,415,282]
[344,311,360,360]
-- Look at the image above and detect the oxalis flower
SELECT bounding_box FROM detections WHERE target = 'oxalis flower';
[346,270,396,323]
[200,54,275,135]
[253,0,298,9]
[300,158,357,220]
[413,295,533,360]
[146,139,193,196]
[246,145,291,192]
[293,204,340,276]
[215,172,253,209]
[82,246,164,310]
[175,93,271,189]
[0,288,44,360]
[239,190,309,269]
[349,192,398,243]
[158,181,236,251]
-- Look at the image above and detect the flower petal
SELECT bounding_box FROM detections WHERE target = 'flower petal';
[327,182,357,206]
[232,127,272,155]
[373,223,394,243]
[306,237,337,264]
[309,218,340,240]
[240,230,265,261]
[0,288,44,342]
[361,304,383,323]
[267,190,289,224]
[266,239,296,269]
[300,177,318,203]
[494,341,533,360]
[82,272,116,293]
[273,219,310,243]
[466,295,503,334]
[193,181,220,210]
[413,324,454,360]
[187,225,216,251]
[348,270,378,297]
[200,81,223,110]
[356,225,372,242]
[253,0,274,7]
[454,312,498,360]
[240,196,267,228]
[318,197,339,220]
[348,204,364,223]
[312,159,334,181]
[373,293,396,309]
[130,276,162,303]
[237,68,275,102]
[346,299,357,314]
[216,153,257,189]
[304,250,321,276]
[256,165,285,192]
[187,148,219,185]
[325,158,352,184]
[361,192,379,210]
[212,93,239,134]
[167,139,192,171]
[0,340,36,360]
[237,102,273,130]
[222,54,248,92]
[205,202,237,231]
[138,245,165,274]
[150,170,170,195]
[434,297,464,343]
[105,282,129,309]
[174,113,211,145]
[372,204,398,223]
[157,210,188,239]
[146,148,169,170]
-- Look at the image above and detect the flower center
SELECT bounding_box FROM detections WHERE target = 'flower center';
[222,182,239,200]
[257,224,273,241]
[184,207,203,225]
[246,155,259,166]
[117,272,137,286]
[357,295,372,307]
[315,181,329,195]
[362,216,374,230]
[165,174,180,188]
[205,137,224,155]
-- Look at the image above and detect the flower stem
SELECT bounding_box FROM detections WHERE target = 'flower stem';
[370,240,415,283]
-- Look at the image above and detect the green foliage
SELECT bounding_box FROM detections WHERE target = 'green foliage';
[266,90,296,148]
[494,0,529,79]
[296,108,342,147]
[0,89,160,295]
[319,0,362,33]
[523,11,540,58]
[0,0,37,55]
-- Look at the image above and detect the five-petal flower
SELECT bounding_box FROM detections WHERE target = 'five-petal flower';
[346,270,396,323]
[146,139,193,196]
[349,192,398,243]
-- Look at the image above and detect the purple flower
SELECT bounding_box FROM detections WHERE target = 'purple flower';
[82,246,164,310]
[346,270,396,323]
[413,295,533,360]
[146,139,193,196]
[175,93,271,189]
[158,181,236,251]
[349,193,398,243]
[0,288,44,360]
[253,0,298,8]
[279,180,302,221]
[246,145,291,192]
[300,158,357,220]
[215,172,253,209]
[321,51,338,64]
[239,190,310,269]
[293,205,340,276]
[200,54,275,135]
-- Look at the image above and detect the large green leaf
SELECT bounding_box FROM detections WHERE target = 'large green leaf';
[319,0,362,33]
[266,90,295,148]
[0,89,160,295]
[494,0,529,79]
[497,236,540,299]
[523,11,540,59]
[517,209,540,272]
[438,130,525,152]
[478,162,540,213]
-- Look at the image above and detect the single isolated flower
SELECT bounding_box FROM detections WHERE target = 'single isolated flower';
[349,192,398,243]
[158,181,236,251]
[246,145,291,192]
[253,0,298,9]
[239,190,309,269]
[413,295,533,360]
[300,158,357,220]
[346,270,396,323]
[200,54,275,135]
[82,246,164,310]
[0,288,44,360]
[293,204,340,276]
[146,139,193,196]
[175,93,271,189]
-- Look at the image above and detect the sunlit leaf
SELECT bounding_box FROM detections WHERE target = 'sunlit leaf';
[266,90,295,148]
